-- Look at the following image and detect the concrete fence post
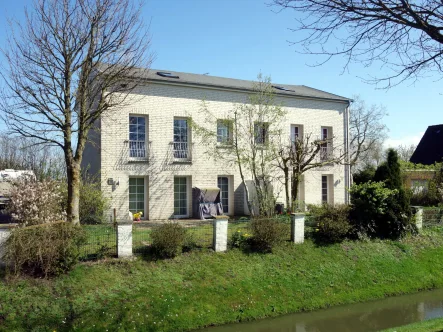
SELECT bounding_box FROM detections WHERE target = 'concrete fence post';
[411,206,423,230]
[213,215,229,252]
[290,213,305,244]
[117,221,133,258]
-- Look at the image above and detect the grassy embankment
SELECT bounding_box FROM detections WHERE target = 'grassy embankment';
[2,227,443,331]
[383,318,443,332]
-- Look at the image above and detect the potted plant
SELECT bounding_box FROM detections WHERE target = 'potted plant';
[133,211,143,222]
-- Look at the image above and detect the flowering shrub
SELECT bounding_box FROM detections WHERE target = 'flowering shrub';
[229,229,251,249]
[7,177,65,226]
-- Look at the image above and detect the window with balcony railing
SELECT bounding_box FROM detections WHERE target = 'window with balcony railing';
[173,118,191,161]
[129,116,148,159]
[320,126,332,161]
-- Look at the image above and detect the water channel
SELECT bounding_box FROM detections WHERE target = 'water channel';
[198,288,443,332]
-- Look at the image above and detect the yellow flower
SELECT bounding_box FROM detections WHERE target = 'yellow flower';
[237,230,240,233]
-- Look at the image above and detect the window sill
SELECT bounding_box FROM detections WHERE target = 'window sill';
[128,158,149,163]
[216,144,233,149]
[172,159,192,164]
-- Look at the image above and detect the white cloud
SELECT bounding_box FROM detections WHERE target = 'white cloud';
[384,132,424,149]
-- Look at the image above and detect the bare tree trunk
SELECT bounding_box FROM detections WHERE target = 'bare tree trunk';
[66,161,81,225]
[291,168,300,213]
[284,165,290,211]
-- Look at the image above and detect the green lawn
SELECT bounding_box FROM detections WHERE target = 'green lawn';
[2,227,443,331]
[383,318,443,332]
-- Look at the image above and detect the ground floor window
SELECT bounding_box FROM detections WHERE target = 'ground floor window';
[218,176,229,214]
[129,177,145,216]
[322,175,328,203]
[174,177,188,217]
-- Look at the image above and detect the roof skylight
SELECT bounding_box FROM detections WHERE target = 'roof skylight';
[157,71,179,79]
[272,85,295,92]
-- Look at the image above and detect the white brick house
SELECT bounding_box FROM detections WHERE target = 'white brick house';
[81,69,351,221]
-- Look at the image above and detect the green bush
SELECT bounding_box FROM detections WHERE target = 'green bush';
[79,181,110,224]
[350,181,412,239]
[309,204,351,244]
[59,178,110,225]
[3,221,86,277]
[151,223,187,258]
[352,166,376,185]
[249,218,287,252]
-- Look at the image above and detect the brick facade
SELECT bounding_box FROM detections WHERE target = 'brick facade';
[82,80,350,221]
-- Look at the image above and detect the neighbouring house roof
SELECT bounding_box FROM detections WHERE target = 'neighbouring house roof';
[410,124,443,165]
[101,64,351,103]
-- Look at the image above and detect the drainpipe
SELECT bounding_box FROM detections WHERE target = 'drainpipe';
[344,101,351,204]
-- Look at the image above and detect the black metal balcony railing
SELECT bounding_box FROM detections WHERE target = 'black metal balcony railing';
[320,146,332,161]
[129,141,148,159]
[172,142,192,162]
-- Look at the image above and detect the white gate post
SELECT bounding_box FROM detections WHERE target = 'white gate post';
[117,221,133,258]
[290,213,305,244]
[213,216,228,252]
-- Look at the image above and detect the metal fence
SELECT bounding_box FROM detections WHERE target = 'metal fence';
[132,220,214,254]
[79,224,117,261]
[422,207,443,228]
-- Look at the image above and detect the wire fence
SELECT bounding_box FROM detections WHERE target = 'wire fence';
[132,220,214,254]
[79,216,296,260]
[79,224,117,261]
[422,207,443,228]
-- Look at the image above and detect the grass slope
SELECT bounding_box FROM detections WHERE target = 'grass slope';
[2,228,443,331]
[383,317,443,332]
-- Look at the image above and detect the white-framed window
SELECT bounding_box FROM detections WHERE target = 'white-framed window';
[174,176,189,217]
[129,116,147,159]
[254,122,269,145]
[291,124,303,144]
[129,177,146,217]
[320,126,332,161]
[173,118,190,160]
[322,175,328,203]
[217,120,233,144]
[411,179,428,194]
[217,176,229,214]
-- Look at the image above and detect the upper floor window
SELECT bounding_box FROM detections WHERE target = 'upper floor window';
[254,122,269,145]
[217,120,233,144]
[320,126,332,161]
[173,118,191,160]
[129,116,147,158]
[291,124,303,143]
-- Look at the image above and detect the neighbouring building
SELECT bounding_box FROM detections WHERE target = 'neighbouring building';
[410,124,443,165]
[82,69,351,221]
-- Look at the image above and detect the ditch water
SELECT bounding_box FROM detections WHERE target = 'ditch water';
[198,288,443,332]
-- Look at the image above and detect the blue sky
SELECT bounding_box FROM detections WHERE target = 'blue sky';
[1,0,441,147]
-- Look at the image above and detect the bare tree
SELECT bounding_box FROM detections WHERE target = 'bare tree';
[275,133,346,212]
[0,0,152,224]
[192,75,286,216]
[349,96,388,172]
[273,0,443,87]
[0,133,66,180]
[396,144,417,162]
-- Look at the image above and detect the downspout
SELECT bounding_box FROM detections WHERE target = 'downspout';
[344,101,351,204]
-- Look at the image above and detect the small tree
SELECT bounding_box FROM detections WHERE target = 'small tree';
[275,132,347,212]
[349,96,388,172]
[192,75,286,216]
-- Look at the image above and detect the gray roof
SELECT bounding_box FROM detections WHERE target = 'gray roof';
[130,68,351,103]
